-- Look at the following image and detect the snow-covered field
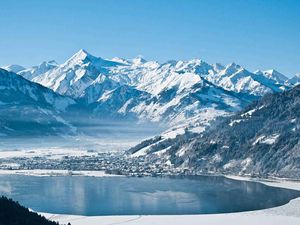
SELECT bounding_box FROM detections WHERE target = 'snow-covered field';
[0,169,119,177]
[0,148,98,160]
[41,176,300,225]
[0,137,140,154]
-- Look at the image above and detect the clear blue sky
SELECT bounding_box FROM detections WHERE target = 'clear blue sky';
[0,0,299,76]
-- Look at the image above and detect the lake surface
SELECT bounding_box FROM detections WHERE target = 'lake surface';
[0,175,299,216]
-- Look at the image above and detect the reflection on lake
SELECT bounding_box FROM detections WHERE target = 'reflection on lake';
[0,175,299,216]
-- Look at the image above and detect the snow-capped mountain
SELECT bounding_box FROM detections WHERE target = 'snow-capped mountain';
[255,69,289,84]
[32,49,123,98]
[19,60,58,80]
[129,84,300,179]
[0,69,76,136]
[10,49,294,127]
[207,64,289,96]
[288,73,300,85]
[1,64,25,73]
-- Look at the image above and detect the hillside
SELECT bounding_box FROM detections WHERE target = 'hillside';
[129,85,300,178]
[0,69,76,137]
[0,196,60,225]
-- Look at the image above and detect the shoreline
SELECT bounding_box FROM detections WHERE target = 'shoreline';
[2,168,299,182]
[36,174,300,225]
[225,175,300,191]
[0,169,120,177]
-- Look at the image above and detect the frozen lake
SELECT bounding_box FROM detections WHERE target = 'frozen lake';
[0,175,299,216]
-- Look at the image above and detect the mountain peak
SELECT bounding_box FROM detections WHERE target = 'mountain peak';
[228,62,240,68]
[265,69,281,76]
[221,62,242,75]
[74,48,90,58]
[132,56,147,65]
[78,48,88,54]
[189,58,204,63]
[48,60,58,65]
[254,69,263,75]
[39,60,58,67]
[213,63,225,71]
[288,73,300,85]
[1,64,26,73]
[110,57,130,65]
[263,69,288,82]
[66,49,97,64]
[265,69,277,74]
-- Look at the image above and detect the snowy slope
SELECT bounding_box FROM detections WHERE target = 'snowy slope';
[255,69,289,84]
[32,49,123,98]
[288,73,300,85]
[19,60,58,80]
[0,69,76,136]
[130,84,300,179]
[1,64,25,73]
[209,64,289,96]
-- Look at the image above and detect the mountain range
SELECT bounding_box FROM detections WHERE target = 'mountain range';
[2,49,298,131]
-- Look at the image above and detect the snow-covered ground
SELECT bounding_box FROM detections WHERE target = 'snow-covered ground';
[0,169,119,177]
[41,176,300,225]
[0,136,141,154]
[0,148,98,160]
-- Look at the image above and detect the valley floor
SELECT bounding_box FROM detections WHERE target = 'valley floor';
[41,176,300,225]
